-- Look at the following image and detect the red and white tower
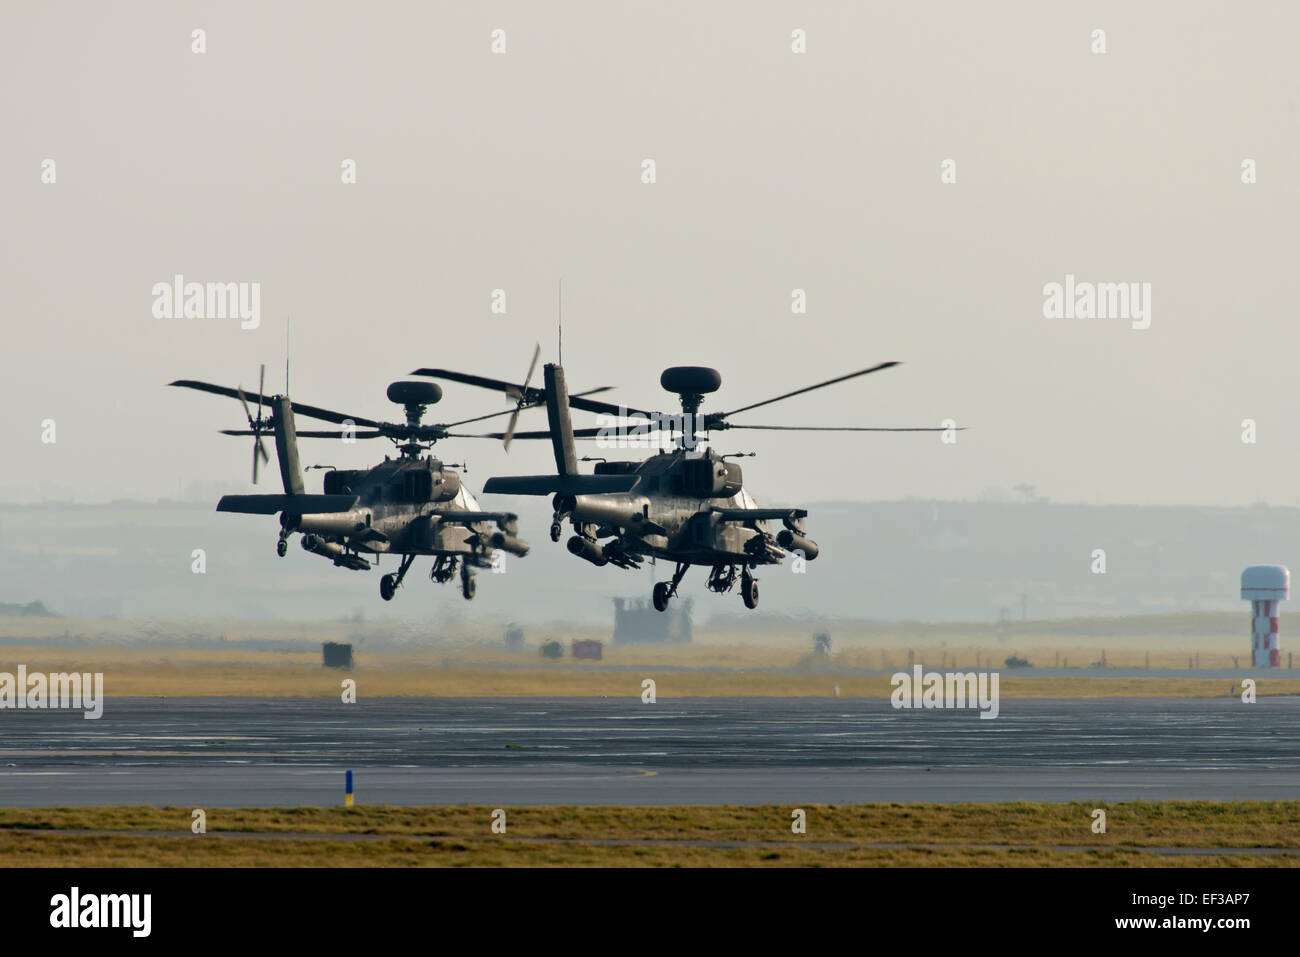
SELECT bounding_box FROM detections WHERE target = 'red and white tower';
[1241,565,1289,668]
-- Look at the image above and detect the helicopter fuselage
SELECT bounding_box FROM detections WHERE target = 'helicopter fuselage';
[289,455,509,558]
[561,448,797,567]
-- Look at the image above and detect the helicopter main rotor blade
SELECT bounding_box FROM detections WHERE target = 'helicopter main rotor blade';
[411,369,526,395]
[440,406,526,429]
[566,394,659,419]
[171,379,244,401]
[724,424,961,432]
[469,426,617,440]
[220,429,386,439]
[716,362,901,419]
[169,380,384,428]
[479,431,613,442]
[224,424,590,442]
[412,367,635,417]
[278,399,381,428]
[424,431,572,441]
[480,419,958,439]
[438,387,615,429]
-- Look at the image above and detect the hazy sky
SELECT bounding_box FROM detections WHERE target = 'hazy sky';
[4,2,1298,507]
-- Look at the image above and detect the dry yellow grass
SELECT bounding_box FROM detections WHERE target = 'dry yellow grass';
[0,644,1296,697]
[3,802,1297,867]
[4,801,1300,846]
[3,612,1285,675]
[3,614,1297,702]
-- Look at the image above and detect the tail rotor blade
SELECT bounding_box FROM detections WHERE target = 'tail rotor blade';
[240,370,271,484]
[504,344,541,450]
[522,343,541,393]
[251,426,269,483]
[503,408,521,451]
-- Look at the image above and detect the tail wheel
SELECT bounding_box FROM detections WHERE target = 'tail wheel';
[742,577,759,610]
[652,581,670,612]
[380,574,397,601]
[276,540,288,558]
[462,575,476,600]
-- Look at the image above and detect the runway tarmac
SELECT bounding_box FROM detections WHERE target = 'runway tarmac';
[1,696,1298,806]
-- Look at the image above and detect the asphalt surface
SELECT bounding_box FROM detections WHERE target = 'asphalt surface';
[1,696,1298,806]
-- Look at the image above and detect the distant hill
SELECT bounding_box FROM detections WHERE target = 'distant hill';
[0,600,58,618]
[0,500,1295,623]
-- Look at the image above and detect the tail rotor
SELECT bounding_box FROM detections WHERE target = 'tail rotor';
[502,343,541,450]
[236,364,271,482]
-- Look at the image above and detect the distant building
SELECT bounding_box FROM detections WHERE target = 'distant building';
[505,624,524,651]
[612,596,692,644]
[322,642,354,669]
[572,639,603,660]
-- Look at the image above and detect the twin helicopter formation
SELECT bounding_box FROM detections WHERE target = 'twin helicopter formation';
[171,353,949,611]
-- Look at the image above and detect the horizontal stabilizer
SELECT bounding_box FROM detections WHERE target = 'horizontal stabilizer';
[216,494,359,515]
[712,507,808,522]
[483,475,641,496]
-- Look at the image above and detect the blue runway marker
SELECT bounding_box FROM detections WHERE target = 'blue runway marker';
[345,769,354,808]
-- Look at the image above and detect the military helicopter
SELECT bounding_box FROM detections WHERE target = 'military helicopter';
[412,360,953,611]
[168,362,588,601]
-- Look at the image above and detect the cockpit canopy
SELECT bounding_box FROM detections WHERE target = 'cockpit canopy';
[322,469,364,496]
[323,462,461,503]
[594,456,742,497]
[677,458,743,497]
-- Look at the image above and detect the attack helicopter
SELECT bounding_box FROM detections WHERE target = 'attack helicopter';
[412,360,954,611]
[168,363,593,601]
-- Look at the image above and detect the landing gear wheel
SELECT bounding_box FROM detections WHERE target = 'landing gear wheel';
[380,574,397,601]
[742,576,759,610]
[550,522,562,542]
[462,575,476,600]
[276,539,288,558]
[652,581,670,612]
